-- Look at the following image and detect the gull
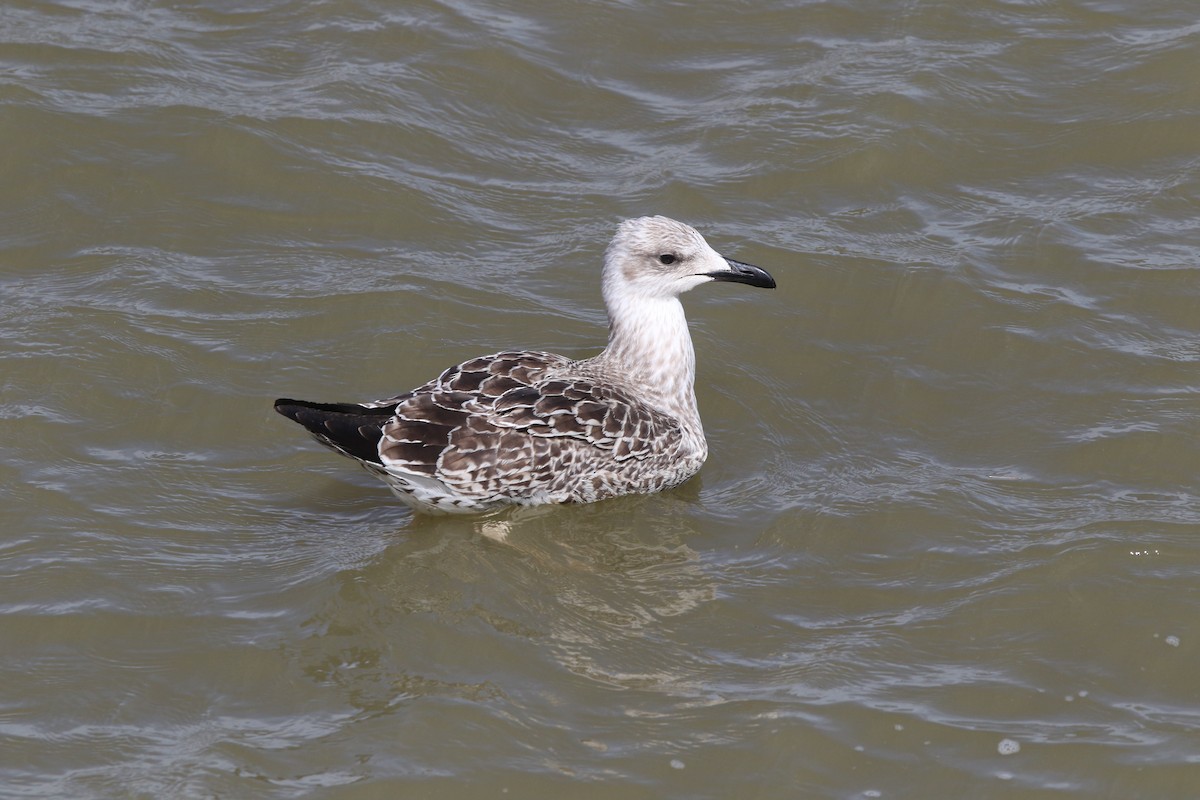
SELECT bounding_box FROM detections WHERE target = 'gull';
[275,216,775,514]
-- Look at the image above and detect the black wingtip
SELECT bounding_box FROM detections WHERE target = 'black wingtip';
[275,397,395,418]
[273,397,397,465]
[274,398,313,422]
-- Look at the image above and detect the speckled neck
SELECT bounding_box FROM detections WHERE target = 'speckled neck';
[589,291,701,432]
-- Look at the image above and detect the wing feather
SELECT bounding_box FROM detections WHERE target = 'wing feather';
[375,351,689,503]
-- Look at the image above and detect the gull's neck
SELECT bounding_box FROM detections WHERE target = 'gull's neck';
[589,289,700,428]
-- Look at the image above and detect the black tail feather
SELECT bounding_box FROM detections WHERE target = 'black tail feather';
[274,398,396,465]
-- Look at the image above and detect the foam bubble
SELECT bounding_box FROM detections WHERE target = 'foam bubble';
[998,738,1020,755]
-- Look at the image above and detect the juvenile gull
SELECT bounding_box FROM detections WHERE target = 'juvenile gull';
[275,216,775,514]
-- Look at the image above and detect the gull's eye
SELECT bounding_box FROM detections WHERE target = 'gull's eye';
[658,254,677,265]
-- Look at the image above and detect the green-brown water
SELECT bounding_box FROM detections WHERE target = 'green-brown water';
[3,1,1199,797]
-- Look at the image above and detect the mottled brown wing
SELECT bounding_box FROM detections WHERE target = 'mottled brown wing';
[377,350,682,501]
[485,377,665,461]
[377,351,569,476]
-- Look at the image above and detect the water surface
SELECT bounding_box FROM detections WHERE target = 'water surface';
[2,0,1199,797]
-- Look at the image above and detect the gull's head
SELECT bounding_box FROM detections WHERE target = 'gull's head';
[603,216,775,302]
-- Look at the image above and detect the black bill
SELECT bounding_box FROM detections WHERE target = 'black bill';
[706,257,776,289]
